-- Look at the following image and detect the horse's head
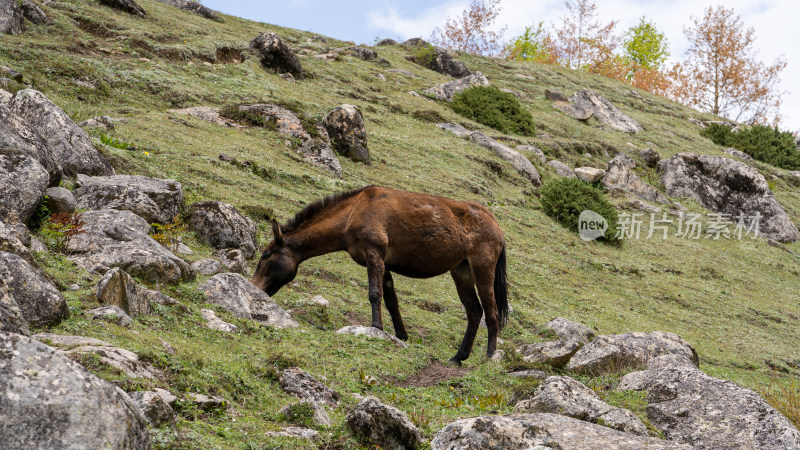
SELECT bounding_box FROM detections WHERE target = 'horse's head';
[252,220,298,296]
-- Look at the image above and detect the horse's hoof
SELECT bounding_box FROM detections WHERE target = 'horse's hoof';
[446,359,462,367]
[397,333,408,341]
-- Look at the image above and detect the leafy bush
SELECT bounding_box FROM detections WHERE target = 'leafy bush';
[540,177,619,243]
[412,43,438,68]
[40,212,86,254]
[450,86,535,136]
[701,123,800,170]
[99,133,133,150]
[150,215,186,253]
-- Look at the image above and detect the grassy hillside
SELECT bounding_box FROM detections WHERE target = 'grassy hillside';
[2,0,799,447]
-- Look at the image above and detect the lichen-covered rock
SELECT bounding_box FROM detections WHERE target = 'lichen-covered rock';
[620,365,800,449]
[570,90,643,133]
[250,32,302,78]
[44,186,76,214]
[336,326,408,348]
[545,317,595,344]
[130,391,176,428]
[431,413,688,450]
[36,333,159,379]
[199,273,298,328]
[0,153,48,223]
[0,278,28,335]
[186,392,226,411]
[507,369,549,380]
[188,201,258,258]
[346,396,423,450]
[574,167,605,183]
[8,89,113,176]
[553,100,593,121]
[280,367,340,406]
[78,115,116,130]
[423,72,488,101]
[67,209,194,284]
[322,104,369,164]
[566,331,699,374]
[515,376,648,436]
[20,0,49,25]
[336,46,377,61]
[98,0,146,17]
[639,148,661,167]
[96,267,148,317]
[201,308,238,332]
[74,174,184,224]
[191,258,223,275]
[0,105,62,185]
[517,340,579,368]
[603,153,670,204]
[0,0,25,35]
[413,46,471,78]
[0,217,34,265]
[218,248,247,274]
[87,305,133,327]
[377,38,397,46]
[516,144,546,164]
[659,153,800,242]
[545,89,569,102]
[155,0,218,20]
[0,251,67,327]
[266,426,319,441]
[469,132,542,187]
[721,147,755,163]
[279,400,331,426]
[0,332,150,449]
[435,122,471,138]
[547,160,576,178]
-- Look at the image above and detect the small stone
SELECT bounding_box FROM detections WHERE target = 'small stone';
[517,340,580,368]
[544,89,568,102]
[280,367,340,406]
[44,187,77,214]
[186,392,226,411]
[346,396,423,450]
[507,369,549,380]
[544,317,595,344]
[336,326,408,348]
[96,267,149,316]
[266,427,319,441]
[574,167,605,183]
[129,391,176,428]
[87,305,133,327]
[639,148,660,167]
[191,258,223,275]
[308,295,329,307]
[201,308,238,332]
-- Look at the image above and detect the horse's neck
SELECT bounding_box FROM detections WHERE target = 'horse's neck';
[287,221,347,262]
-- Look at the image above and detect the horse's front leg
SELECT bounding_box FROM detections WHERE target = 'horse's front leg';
[365,249,386,330]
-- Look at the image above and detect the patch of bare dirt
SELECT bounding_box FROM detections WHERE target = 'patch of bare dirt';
[391,359,472,388]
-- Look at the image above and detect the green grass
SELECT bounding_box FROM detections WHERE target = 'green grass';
[3,0,800,447]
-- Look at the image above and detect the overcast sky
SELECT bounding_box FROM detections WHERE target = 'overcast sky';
[204,0,800,131]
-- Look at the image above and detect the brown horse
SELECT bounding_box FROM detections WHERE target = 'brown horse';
[252,185,508,364]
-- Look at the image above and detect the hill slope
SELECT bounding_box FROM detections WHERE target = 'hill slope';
[2,0,799,447]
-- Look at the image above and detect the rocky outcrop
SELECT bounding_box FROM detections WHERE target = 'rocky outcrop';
[516,144,546,164]
[553,100,593,121]
[469,132,542,187]
[99,0,146,17]
[6,89,113,177]
[413,46,471,78]
[280,367,340,406]
[156,0,218,20]
[544,317,595,344]
[322,104,369,164]
[0,153,48,222]
[545,89,569,102]
[74,174,184,225]
[431,413,689,449]
[639,148,660,167]
[130,391,176,428]
[0,279,28,335]
[87,305,133,327]
[279,400,331,426]
[619,364,800,449]
[44,186,76,214]
[250,32,302,78]
[201,308,238,332]
[336,326,408,348]
[659,153,800,242]
[377,38,397,46]
[721,147,755,163]
[96,267,150,316]
[191,258,222,275]
[602,153,670,204]
[0,0,25,35]
[36,333,159,379]
[336,46,377,61]
[0,332,150,449]
[188,201,258,258]
[67,209,194,283]
[435,122,471,138]
[346,396,423,450]
[566,331,699,374]
[199,273,298,328]
[547,160,576,178]
[0,222,34,265]
[517,340,579,368]
[0,251,68,327]
[515,376,647,435]
[570,90,643,133]
[423,72,489,101]
[574,167,605,183]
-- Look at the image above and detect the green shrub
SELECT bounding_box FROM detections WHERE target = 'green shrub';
[701,123,800,170]
[450,86,535,136]
[412,43,438,68]
[540,177,619,243]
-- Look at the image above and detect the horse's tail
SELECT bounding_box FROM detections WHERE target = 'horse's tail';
[495,244,509,329]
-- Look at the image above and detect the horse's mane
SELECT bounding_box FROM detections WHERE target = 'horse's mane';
[281,186,374,233]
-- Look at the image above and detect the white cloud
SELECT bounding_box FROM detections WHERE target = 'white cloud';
[367,1,470,40]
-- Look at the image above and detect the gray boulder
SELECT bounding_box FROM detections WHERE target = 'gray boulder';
[0,251,68,327]
[346,396,423,450]
[547,160,576,178]
[87,305,133,327]
[280,367,340,406]
[0,0,24,35]
[423,72,488,101]
[130,391,175,428]
[507,369,549,380]
[553,100,593,121]
[574,167,605,183]
[188,201,258,258]
[250,32,302,78]
[7,89,113,176]
[73,174,184,225]
[545,89,569,102]
[0,332,150,449]
[515,376,647,436]
[155,0,218,20]
[199,273,298,328]
[415,47,471,78]
[602,153,670,204]
[431,413,689,450]
[44,186,76,214]
[639,148,661,167]
[201,308,238,332]
[279,399,331,426]
[98,0,146,17]
[517,340,579,368]
[20,0,49,25]
[566,331,699,374]
[96,268,150,316]
[721,147,755,163]
[435,122,471,138]
[570,90,643,133]
[36,333,159,379]
[78,115,115,130]
[469,132,542,187]
[186,392,226,411]
[0,278,28,335]
[377,38,397,46]
[0,103,62,185]
[0,221,32,264]
[67,209,194,284]
[659,153,800,242]
[191,258,222,275]
[0,153,49,223]
[516,144,546,164]
[337,46,377,61]
[545,317,595,344]
[336,325,408,348]
[619,365,800,449]
[266,426,319,441]
[322,104,370,164]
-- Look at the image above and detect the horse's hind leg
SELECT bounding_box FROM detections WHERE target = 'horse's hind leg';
[449,260,483,365]
[383,272,408,341]
[365,248,386,330]
[471,260,499,359]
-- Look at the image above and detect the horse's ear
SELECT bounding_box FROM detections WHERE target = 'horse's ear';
[271,219,284,245]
